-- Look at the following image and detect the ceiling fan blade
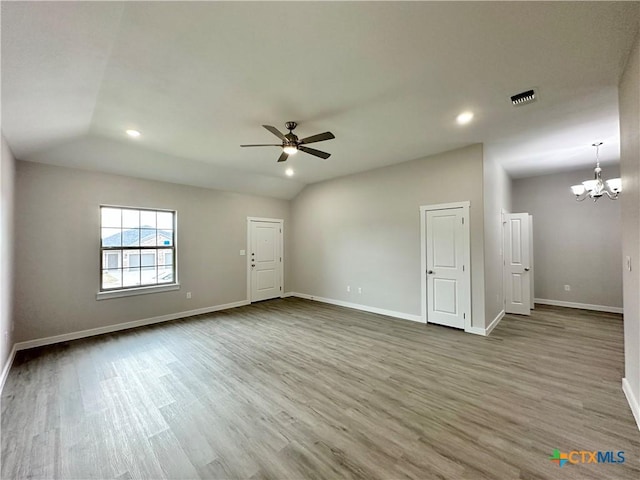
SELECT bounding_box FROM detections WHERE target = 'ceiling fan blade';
[240,144,281,147]
[263,125,286,140]
[299,146,331,159]
[299,131,335,145]
[277,151,289,163]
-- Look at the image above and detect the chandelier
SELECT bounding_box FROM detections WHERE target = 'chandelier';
[570,142,621,201]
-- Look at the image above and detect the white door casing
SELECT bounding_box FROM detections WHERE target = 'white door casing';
[504,213,531,315]
[247,218,283,302]
[420,202,471,331]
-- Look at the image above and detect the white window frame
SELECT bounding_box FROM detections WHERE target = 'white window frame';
[97,205,179,300]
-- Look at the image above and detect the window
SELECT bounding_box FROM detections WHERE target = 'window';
[100,206,176,292]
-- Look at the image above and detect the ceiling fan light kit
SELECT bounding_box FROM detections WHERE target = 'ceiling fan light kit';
[241,121,335,163]
[570,142,621,201]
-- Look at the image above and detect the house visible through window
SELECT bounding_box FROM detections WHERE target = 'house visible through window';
[100,206,176,291]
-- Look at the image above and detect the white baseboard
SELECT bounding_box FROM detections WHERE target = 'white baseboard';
[0,344,17,394]
[14,300,250,352]
[622,378,640,431]
[286,292,424,323]
[534,298,623,314]
[486,309,505,336]
[463,310,504,337]
[466,327,486,336]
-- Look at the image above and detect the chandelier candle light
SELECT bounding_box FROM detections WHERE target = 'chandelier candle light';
[570,142,621,201]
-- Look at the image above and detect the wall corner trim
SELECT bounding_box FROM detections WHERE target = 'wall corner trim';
[285,292,424,324]
[534,298,623,314]
[12,300,250,352]
[0,344,17,394]
[486,309,505,336]
[622,378,640,431]
[466,327,486,336]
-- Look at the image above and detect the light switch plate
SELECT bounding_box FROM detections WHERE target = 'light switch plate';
[240,250,246,256]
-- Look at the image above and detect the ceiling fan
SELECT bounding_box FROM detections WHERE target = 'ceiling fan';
[241,121,335,162]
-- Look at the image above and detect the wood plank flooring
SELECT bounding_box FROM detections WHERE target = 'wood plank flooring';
[1,298,639,479]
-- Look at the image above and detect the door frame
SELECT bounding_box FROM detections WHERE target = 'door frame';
[419,201,471,331]
[246,217,284,302]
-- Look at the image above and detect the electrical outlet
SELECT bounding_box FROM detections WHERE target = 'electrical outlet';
[358,287,362,294]
[347,285,351,293]
[564,285,571,291]
[186,292,192,299]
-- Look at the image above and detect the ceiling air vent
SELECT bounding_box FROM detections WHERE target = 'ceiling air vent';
[511,89,536,106]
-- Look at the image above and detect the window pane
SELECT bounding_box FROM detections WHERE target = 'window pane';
[122,209,140,228]
[122,228,140,247]
[141,253,155,267]
[101,228,121,247]
[101,208,121,228]
[157,266,173,284]
[141,266,157,286]
[159,249,173,266]
[140,210,156,228]
[157,211,173,229]
[103,250,121,269]
[127,250,141,269]
[123,267,140,287]
[158,230,173,246]
[140,228,157,246]
[102,268,122,289]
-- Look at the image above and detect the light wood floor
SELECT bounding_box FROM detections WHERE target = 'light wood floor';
[1,298,638,479]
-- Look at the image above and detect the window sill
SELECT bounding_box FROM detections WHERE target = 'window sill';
[96,283,180,300]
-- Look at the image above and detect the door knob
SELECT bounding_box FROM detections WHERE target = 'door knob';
[427,270,434,274]
[524,267,530,271]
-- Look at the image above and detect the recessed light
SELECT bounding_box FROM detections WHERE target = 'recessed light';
[285,168,294,177]
[456,112,474,125]
[126,129,141,138]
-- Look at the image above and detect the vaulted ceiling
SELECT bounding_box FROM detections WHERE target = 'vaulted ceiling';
[2,2,638,199]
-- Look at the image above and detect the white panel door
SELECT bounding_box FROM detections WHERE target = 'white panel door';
[250,221,282,302]
[529,215,535,310]
[504,213,531,315]
[426,208,467,329]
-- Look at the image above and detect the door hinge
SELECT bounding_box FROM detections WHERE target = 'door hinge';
[280,257,282,262]
[463,313,466,319]
[280,286,282,291]
[462,217,464,224]
[280,229,282,233]
[462,265,465,272]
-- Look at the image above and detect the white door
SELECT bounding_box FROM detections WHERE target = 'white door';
[426,208,469,329]
[249,220,282,302]
[504,213,531,315]
[529,215,535,310]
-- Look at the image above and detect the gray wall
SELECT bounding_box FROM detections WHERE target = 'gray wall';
[512,168,622,309]
[619,29,640,417]
[483,147,512,325]
[14,161,291,342]
[290,144,486,328]
[1,135,16,374]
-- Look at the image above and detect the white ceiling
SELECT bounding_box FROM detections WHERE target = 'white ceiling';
[2,1,638,199]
